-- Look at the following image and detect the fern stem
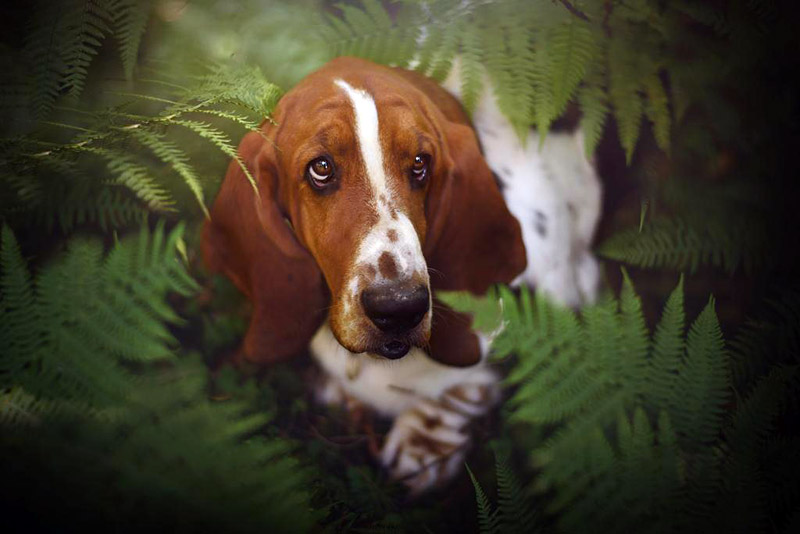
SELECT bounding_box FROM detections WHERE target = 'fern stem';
[136,78,190,91]
[106,91,181,105]
[41,121,96,133]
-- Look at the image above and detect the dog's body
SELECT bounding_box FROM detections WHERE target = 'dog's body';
[203,57,601,494]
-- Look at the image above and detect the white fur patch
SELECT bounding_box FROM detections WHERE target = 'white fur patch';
[442,59,602,307]
[334,79,388,199]
[310,323,496,417]
[311,322,499,494]
[334,79,429,306]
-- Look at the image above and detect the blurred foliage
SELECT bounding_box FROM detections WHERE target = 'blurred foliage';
[445,274,799,532]
[0,0,798,532]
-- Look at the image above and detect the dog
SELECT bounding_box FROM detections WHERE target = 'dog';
[203,56,601,494]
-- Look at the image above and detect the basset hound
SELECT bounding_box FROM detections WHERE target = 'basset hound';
[203,56,601,495]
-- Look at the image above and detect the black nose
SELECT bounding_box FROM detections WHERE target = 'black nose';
[361,284,429,334]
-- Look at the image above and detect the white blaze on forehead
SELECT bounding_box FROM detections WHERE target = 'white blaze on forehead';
[333,78,429,302]
[334,79,388,200]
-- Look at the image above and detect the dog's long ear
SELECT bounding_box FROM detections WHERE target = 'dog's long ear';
[203,130,327,364]
[428,298,484,367]
[422,121,526,367]
[424,121,526,295]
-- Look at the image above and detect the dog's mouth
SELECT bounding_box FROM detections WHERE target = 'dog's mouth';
[376,340,410,359]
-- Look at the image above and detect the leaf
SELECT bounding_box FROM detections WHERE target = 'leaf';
[110,0,151,80]
[644,72,671,152]
[608,34,643,163]
[467,463,499,534]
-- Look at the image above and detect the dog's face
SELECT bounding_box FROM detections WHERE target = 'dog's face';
[272,73,448,358]
[203,57,526,366]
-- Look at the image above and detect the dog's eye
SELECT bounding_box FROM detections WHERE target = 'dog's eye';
[307,157,335,189]
[410,154,430,186]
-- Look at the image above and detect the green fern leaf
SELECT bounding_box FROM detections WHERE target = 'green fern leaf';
[495,446,538,533]
[608,35,643,163]
[459,25,483,115]
[85,147,172,211]
[129,127,208,217]
[0,222,198,404]
[618,269,649,386]
[532,41,555,138]
[646,276,686,414]
[671,297,729,453]
[467,463,499,534]
[173,119,257,192]
[549,19,597,122]
[109,0,151,80]
[429,21,462,82]
[578,76,609,157]
[644,72,671,152]
[61,0,113,101]
[0,226,40,378]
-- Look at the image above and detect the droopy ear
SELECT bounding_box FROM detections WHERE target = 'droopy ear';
[428,298,483,367]
[424,121,527,295]
[203,130,328,364]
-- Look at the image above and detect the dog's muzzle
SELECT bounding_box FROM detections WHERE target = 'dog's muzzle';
[361,283,429,359]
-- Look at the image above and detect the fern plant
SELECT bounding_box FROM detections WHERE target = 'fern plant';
[0,222,319,532]
[18,0,152,119]
[597,174,771,274]
[444,273,799,533]
[0,220,197,404]
[322,0,701,158]
[0,357,320,533]
[0,62,281,228]
[468,445,542,534]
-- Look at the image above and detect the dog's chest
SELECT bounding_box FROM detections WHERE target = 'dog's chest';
[310,323,495,417]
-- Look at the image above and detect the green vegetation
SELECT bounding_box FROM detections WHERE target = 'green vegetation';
[1,1,797,532]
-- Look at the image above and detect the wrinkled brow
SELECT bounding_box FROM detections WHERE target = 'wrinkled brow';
[380,96,412,109]
[313,99,348,114]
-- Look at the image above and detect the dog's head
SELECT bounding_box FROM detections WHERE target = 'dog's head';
[203,57,525,365]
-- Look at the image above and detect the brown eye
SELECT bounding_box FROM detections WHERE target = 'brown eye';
[307,157,335,189]
[410,154,430,186]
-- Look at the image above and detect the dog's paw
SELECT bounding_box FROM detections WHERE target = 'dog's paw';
[380,383,497,496]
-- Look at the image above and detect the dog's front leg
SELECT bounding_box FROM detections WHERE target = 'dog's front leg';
[311,320,501,495]
[380,366,499,496]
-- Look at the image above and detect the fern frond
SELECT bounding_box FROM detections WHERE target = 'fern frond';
[495,446,538,533]
[129,127,208,217]
[726,366,794,454]
[618,269,649,387]
[172,119,256,192]
[503,19,537,140]
[548,18,598,122]
[597,217,727,273]
[87,147,173,211]
[671,297,729,453]
[1,356,320,532]
[109,0,151,80]
[61,0,112,101]
[728,287,800,388]
[578,68,609,156]
[0,387,51,427]
[178,63,282,119]
[428,20,463,82]
[449,267,794,532]
[24,2,72,117]
[467,463,499,534]
[646,276,686,414]
[607,29,644,163]
[0,227,40,378]
[643,71,671,152]
[0,222,197,404]
[458,25,483,115]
